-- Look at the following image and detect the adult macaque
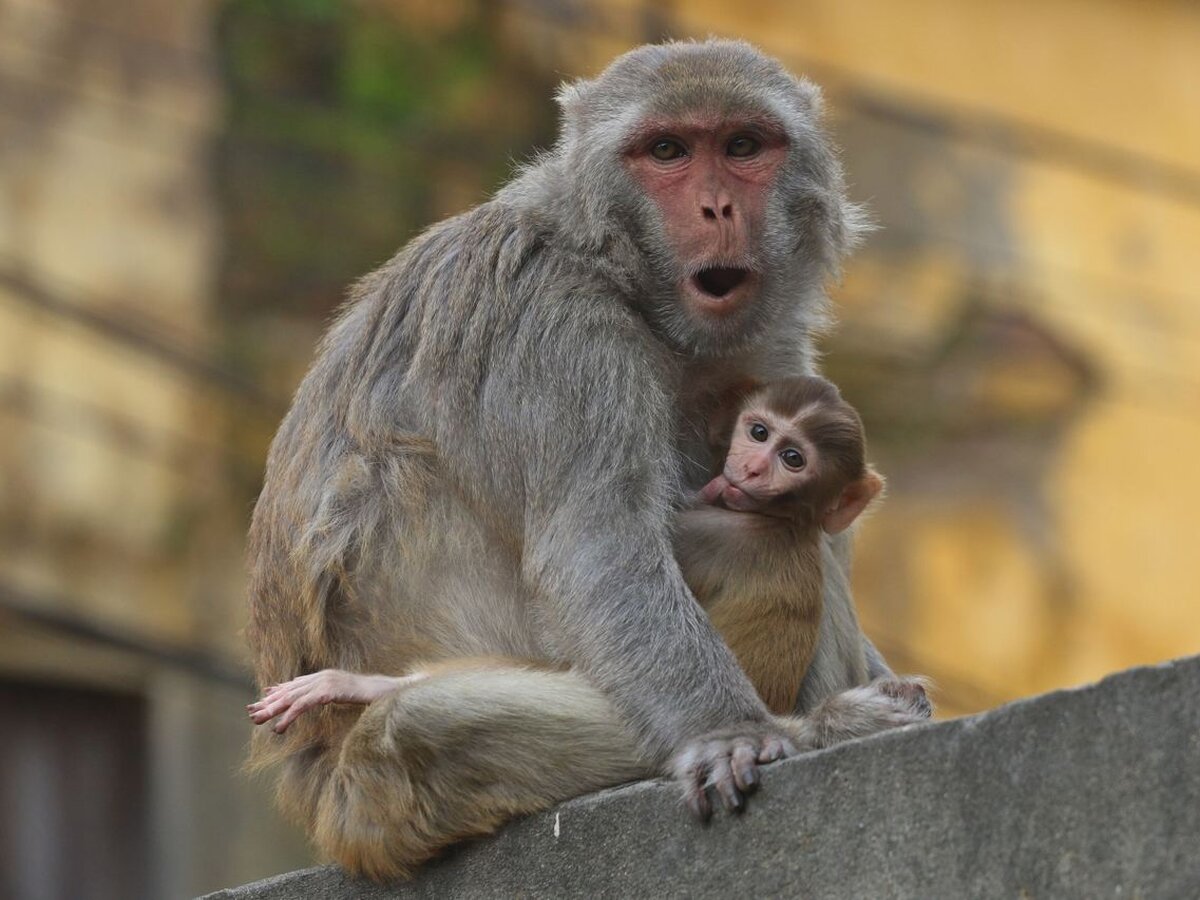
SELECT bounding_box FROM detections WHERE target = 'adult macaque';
[246,40,930,880]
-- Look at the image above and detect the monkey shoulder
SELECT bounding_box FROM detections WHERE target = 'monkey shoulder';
[440,208,676,408]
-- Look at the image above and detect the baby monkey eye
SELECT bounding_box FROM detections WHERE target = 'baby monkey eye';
[780,448,805,470]
[749,423,769,442]
[650,139,687,161]
[727,135,761,158]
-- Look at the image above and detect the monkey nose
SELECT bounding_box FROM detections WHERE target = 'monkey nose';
[700,202,734,222]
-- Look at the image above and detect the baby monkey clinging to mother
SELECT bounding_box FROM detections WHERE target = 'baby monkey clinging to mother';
[678,375,888,715]
[250,375,918,738]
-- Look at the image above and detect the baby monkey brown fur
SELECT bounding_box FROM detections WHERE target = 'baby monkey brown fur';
[678,375,884,714]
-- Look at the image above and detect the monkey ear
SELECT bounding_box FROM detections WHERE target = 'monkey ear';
[555,80,585,111]
[555,79,596,127]
[789,75,825,116]
[821,468,885,535]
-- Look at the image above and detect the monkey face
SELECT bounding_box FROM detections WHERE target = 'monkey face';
[701,376,883,530]
[619,115,794,355]
[717,406,821,514]
[553,41,860,357]
[623,117,787,320]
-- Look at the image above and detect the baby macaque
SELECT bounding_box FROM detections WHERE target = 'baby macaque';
[676,375,884,714]
[249,375,883,728]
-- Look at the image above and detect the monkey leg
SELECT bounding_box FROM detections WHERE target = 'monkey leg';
[312,664,650,881]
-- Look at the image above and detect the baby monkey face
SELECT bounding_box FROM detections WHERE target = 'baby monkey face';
[717,405,820,512]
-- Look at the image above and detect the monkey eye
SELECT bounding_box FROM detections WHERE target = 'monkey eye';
[780,448,806,470]
[650,139,687,161]
[749,422,768,442]
[727,135,761,158]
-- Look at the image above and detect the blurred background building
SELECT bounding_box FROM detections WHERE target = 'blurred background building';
[0,0,1197,896]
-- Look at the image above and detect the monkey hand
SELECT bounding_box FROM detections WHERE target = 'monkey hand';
[247,669,425,734]
[844,675,933,727]
[669,720,800,820]
[803,675,933,748]
[872,675,933,720]
[698,474,731,505]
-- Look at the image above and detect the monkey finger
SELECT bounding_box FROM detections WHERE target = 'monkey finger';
[250,704,285,724]
[263,691,298,712]
[757,737,789,764]
[273,685,333,732]
[252,692,300,723]
[249,700,282,722]
[730,742,759,792]
[684,777,712,821]
[272,698,314,733]
[268,672,322,693]
[674,751,713,821]
[708,756,743,813]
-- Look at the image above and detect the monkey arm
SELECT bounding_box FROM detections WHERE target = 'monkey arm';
[524,509,803,818]
[493,312,771,767]
[522,465,770,767]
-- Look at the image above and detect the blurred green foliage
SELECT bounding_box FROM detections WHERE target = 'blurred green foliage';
[216,0,553,321]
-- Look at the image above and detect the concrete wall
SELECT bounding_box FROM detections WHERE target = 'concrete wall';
[204,653,1200,899]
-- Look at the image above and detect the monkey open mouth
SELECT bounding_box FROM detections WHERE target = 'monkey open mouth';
[693,266,751,299]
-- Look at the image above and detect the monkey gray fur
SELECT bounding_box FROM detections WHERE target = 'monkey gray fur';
[246,39,930,881]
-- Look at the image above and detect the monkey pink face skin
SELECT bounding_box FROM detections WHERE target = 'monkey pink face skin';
[702,406,817,516]
[623,117,788,321]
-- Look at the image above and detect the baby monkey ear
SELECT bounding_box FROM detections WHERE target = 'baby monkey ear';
[821,467,885,535]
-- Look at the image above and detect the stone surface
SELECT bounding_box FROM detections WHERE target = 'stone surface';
[204,655,1200,899]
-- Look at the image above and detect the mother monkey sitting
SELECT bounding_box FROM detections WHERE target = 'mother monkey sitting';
[246,39,929,881]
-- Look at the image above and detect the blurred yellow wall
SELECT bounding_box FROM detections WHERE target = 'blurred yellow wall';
[0,1,308,894]
[499,0,1200,715]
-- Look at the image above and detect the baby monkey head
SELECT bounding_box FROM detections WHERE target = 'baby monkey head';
[701,375,884,532]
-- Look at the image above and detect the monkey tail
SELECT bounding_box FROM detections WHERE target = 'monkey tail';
[311,666,649,881]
